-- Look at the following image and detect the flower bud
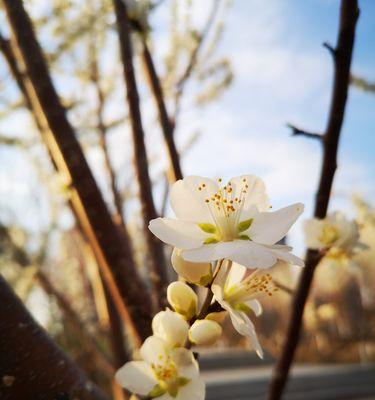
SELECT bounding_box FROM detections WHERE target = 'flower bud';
[171,248,212,286]
[189,319,222,346]
[152,309,189,348]
[167,281,198,320]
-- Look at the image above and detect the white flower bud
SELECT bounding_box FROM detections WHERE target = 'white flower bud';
[167,281,198,320]
[152,309,189,348]
[189,319,222,346]
[171,248,212,286]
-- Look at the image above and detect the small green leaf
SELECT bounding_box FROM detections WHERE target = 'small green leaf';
[238,234,250,240]
[198,223,217,234]
[167,384,179,398]
[149,384,167,398]
[199,273,213,286]
[234,303,252,313]
[204,237,219,244]
[237,218,253,232]
[177,377,191,387]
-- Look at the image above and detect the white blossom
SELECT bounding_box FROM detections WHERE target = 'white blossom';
[149,175,304,269]
[116,336,205,399]
[211,261,278,358]
[304,212,361,253]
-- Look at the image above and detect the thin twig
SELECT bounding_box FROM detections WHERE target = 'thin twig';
[267,2,359,399]
[287,123,323,141]
[174,0,222,122]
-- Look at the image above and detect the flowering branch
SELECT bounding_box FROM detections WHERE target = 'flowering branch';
[267,2,360,399]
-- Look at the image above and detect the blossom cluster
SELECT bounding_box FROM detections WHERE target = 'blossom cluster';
[303,211,366,269]
[116,175,305,398]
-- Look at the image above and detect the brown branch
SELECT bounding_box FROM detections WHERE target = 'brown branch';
[273,278,294,296]
[0,276,109,400]
[37,271,116,377]
[174,0,221,121]
[142,40,183,182]
[267,2,360,399]
[112,0,169,310]
[1,0,152,344]
[287,123,323,141]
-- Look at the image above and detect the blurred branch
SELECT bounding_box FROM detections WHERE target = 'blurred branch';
[0,275,109,400]
[174,0,221,120]
[141,40,183,182]
[112,0,169,310]
[0,224,115,377]
[287,123,323,141]
[2,0,152,344]
[273,279,294,296]
[268,2,360,399]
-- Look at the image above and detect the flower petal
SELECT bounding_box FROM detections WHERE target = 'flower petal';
[140,336,168,365]
[149,218,207,249]
[267,245,305,267]
[226,262,247,289]
[229,310,263,358]
[152,309,189,348]
[177,376,206,400]
[182,243,219,263]
[229,175,270,212]
[115,361,157,395]
[170,176,219,222]
[245,299,263,316]
[215,241,278,269]
[249,203,304,245]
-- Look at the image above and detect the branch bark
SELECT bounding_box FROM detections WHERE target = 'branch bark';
[1,0,152,344]
[112,0,169,309]
[267,2,359,399]
[141,40,183,182]
[0,276,109,400]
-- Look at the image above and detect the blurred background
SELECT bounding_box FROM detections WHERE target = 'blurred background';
[0,0,374,398]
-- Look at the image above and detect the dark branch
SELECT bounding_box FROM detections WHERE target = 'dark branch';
[112,0,169,310]
[287,123,323,140]
[0,276,109,400]
[323,41,337,57]
[268,1,360,399]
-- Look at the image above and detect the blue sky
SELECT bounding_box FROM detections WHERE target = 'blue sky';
[0,0,374,256]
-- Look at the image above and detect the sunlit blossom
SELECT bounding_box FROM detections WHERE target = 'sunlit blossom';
[116,336,205,399]
[149,175,304,269]
[212,261,278,358]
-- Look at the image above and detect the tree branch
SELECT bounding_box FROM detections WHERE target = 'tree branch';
[323,41,337,58]
[287,123,323,141]
[1,0,152,344]
[0,276,109,400]
[112,0,169,310]
[142,40,183,182]
[267,2,359,399]
[174,0,221,122]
